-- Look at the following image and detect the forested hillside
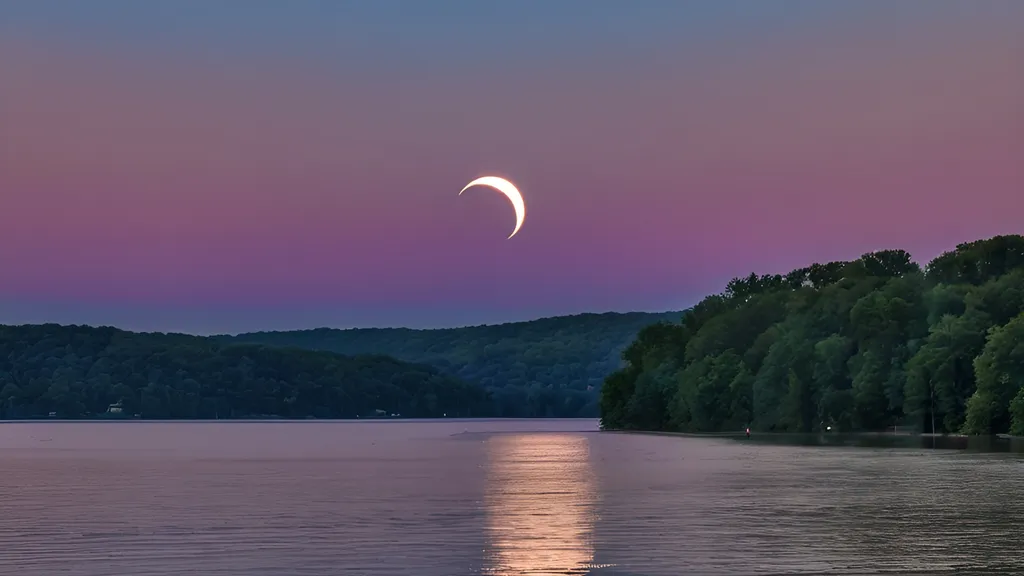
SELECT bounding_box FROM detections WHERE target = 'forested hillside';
[600,235,1024,436]
[222,311,680,417]
[0,324,494,419]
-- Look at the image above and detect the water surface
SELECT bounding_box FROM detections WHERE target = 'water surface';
[2,420,1022,575]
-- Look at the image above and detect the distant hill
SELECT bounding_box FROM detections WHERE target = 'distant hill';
[0,324,493,420]
[221,311,683,418]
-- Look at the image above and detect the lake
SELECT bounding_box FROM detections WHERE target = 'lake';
[2,419,1022,575]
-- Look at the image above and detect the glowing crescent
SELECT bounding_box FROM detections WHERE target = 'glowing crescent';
[459,176,526,239]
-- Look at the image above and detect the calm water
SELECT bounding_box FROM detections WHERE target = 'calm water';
[2,420,1022,576]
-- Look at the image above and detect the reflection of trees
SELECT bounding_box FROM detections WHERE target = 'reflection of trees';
[482,434,602,575]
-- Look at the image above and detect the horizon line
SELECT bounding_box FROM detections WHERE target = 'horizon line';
[0,308,687,338]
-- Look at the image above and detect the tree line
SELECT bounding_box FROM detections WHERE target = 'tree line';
[222,311,678,418]
[600,235,1024,436]
[0,324,494,419]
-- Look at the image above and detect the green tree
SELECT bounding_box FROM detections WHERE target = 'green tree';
[926,235,1024,286]
[0,324,497,420]
[599,369,637,430]
[600,234,1024,437]
[225,311,681,418]
[904,312,989,432]
[679,351,744,432]
[963,313,1024,434]
[813,335,854,428]
[625,364,676,430]
[1009,387,1024,437]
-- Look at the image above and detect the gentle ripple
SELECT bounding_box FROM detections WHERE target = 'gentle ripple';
[1,420,1022,575]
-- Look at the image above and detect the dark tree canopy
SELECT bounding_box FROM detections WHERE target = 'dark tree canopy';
[0,324,494,420]
[600,235,1024,436]
[221,312,680,418]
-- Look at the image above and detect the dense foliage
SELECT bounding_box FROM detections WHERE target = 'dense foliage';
[600,235,1024,436]
[222,312,679,417]
[0,324,494,419]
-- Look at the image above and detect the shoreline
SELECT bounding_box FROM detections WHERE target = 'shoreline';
[602,429,747,438]
[0,417,599,424]
[600,429,1019,440]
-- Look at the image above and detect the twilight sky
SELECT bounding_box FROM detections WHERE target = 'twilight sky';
[1,0,1022,334]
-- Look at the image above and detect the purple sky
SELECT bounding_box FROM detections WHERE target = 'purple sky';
[1,1,1022,334]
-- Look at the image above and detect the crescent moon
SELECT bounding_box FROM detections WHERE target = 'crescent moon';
[459,176,526,239]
